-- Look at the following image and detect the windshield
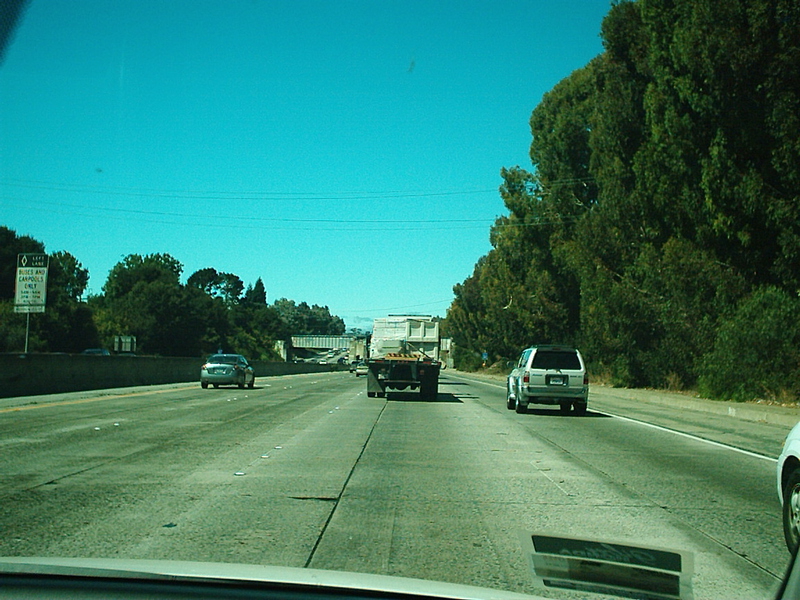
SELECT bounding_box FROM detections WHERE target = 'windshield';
[1,2,797,600]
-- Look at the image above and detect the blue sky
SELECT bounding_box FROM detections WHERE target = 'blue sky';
[1,1,610,330]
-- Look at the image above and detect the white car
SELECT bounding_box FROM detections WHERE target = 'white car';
[778,422,800,553]
[354,361,369,377]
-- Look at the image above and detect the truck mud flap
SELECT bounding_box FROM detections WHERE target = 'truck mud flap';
[366,366,386,397]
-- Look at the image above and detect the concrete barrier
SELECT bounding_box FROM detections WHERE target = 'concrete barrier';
[0,353,345,398]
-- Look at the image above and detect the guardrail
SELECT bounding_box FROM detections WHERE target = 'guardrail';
[0,353,346,398]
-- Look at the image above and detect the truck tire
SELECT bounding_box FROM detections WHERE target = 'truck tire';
[574,401,587,416]
[515,398,526,414]
[559,402,571,414]
[506,389,515,410]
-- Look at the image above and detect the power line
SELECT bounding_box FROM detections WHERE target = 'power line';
[0,178,496,202]
[1,196,496,230]
[4,194,585,232]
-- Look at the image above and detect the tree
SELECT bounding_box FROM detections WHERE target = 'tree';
[243,278,267,305]
[445,0,800,396]
[229,302,288,360]
[699,287,800,401]
[272,298,345,335]
[96,253,212,356]
[446,260,489,370]
[50,251,89,301]
[187,267,244,306]
[103,253,182,300]
[187,267,221,295]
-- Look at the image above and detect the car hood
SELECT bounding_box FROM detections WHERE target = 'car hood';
[0,557,543,600]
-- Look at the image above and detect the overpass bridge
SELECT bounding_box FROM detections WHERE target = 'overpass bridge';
[290,335,353,350]
[275,334,367,363]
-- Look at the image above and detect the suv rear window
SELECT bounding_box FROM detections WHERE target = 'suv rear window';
[531,350,581,370]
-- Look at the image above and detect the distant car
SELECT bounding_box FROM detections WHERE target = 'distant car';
[778,422,800,553]
[506,345,588,415]
[81,348,110,356]
[201,354,255,389]
[354,361,368,377]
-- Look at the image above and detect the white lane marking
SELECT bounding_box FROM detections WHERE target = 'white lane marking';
[445,374,778,463]
[594,409,777,463]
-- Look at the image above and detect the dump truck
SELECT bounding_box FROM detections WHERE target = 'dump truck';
[366,315,441,400]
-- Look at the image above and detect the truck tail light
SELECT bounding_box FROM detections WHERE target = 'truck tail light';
[584,373,589,385]
[523,373,530,384]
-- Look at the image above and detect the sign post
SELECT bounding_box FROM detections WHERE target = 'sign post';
[14,253,49,353]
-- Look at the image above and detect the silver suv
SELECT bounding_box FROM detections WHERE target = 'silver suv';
[507,345,588,415]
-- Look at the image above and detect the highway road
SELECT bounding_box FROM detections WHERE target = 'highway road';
[0,371,794,599]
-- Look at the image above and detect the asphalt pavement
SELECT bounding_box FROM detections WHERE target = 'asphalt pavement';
[0,371,794,600]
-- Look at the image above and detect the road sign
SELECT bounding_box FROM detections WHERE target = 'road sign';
[14,253,49,313]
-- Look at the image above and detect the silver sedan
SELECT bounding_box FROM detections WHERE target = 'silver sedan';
[201,354,255,389]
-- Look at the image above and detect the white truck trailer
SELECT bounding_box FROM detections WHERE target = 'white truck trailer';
[366,316,441,400]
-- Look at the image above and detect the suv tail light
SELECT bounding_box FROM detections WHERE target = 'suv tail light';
[523,373,530,384]
[584,373,589,385]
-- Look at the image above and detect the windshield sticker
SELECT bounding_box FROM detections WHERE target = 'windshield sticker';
[520,532,694,600]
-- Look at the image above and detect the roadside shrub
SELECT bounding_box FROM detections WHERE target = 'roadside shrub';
[698,287,800,402]
[485,360,512,375]
[609,354,636,388]
[452,345,484,372]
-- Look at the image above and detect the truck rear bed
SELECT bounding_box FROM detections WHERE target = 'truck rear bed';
[366,353,440,400]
